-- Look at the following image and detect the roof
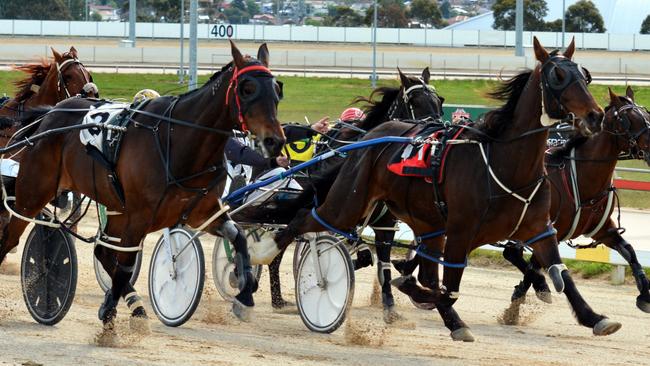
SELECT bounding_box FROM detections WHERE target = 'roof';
[445,0,650,34]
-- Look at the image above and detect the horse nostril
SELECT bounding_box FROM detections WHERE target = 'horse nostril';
[263,137,277,149]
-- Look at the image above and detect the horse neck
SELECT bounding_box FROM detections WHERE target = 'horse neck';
[169,77,233,169]
[24,65,61,108]
[572,131,620,198]
[493,69,548,179]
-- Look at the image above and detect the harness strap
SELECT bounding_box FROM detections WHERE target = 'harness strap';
[584,187,615,238]
[477,143,546,238]
[311,207,358,241]
[523,225,557,246]
[414,244,467,268]
[562,148,582,241]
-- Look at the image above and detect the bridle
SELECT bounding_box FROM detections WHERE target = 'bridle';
[539,54,592,125]
[387,79,442,121]
[606,100,650,160]
[225,64,281,133]
[56,57,95,99]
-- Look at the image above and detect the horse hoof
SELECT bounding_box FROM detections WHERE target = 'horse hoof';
[129,314,151,335]
[535,290,553,304]
[228,271,238,289]
[272,300,298,314]
[232,298,254,322]
[450,327,475,342]
[593,318,622,336]
[636,296,650,313]
[383,307,404,324]
[390,275,413,288]
[412,301,436,310]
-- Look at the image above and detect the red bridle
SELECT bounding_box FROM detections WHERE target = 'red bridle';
[225,64,273,132]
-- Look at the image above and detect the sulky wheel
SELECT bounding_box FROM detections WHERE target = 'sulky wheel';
[93,247,143,293]
[148,227,205,327]
[295,234,354,333]
[20,220,77,325]
[212,229,263,302]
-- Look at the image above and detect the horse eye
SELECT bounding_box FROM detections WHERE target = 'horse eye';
[241,81,255,96]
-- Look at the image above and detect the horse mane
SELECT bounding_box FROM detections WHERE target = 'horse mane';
[477,70,533,136]
[12,61,53,103]
[352,86,400,131]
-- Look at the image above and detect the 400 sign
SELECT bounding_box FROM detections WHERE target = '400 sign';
[211,24,234,38]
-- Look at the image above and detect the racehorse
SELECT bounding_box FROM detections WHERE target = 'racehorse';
[261,67,444,322]
[248,37,621,341]
[0,42,285,326]
[501,87,650,312]
[0,47,95,229]
[0,46,96,137]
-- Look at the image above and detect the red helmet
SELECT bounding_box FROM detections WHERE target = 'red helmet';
[339,107,365,122]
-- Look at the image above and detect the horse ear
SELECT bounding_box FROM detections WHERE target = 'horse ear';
[608,87,623,107]
[533,36,549,63]
[421,67,430,84]
[230,40,245,69]
[69,46,78,58]
[397,67,410,87]
[257,43,270,67]
[563,37,576,60]
[51,47,63,63]
[626,86,635,102]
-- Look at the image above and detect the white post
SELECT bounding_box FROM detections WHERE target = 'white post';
[180,0,185,84]
[371,0,378,88]
[515,0,523,56]
[189,0,198,90]
[129,0,136,46]
[611,265,626,285]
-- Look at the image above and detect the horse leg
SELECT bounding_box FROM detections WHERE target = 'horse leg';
[96,216,147,325]
[269,247,293,309]
[375,227,403,323]
[531,236,621,335]
[598,227,650,313]
[434,239,474,342]
[502,243,551,303]
[216,217,258,321]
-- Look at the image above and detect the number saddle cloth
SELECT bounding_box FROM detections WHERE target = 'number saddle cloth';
[79,100,144,206]
[387,122,467,184]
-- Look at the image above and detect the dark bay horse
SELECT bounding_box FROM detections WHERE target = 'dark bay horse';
[0,42,285,326]
[501,87,650,311]
[260,67,443,322]
[248,37,621,341]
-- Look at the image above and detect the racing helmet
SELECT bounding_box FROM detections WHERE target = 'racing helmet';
[132,89,160,104]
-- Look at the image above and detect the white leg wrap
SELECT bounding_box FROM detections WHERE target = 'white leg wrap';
[548,263,568,293]
[249,236,281,265]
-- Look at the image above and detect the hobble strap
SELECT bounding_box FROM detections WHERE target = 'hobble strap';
[414,244,467,269]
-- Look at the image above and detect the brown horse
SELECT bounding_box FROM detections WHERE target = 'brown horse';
[0,42,285,326]
[501,87,650,311]
[261,68,444,322]
[247,37,621,341]
[0,46,96,146]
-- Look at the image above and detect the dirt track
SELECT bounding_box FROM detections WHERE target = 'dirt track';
[0,215,649,366]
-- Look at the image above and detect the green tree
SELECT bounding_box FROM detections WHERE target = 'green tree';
[641,15,650,34]
[0,0,71,20]
[565,0,605,33]
[409,0,445,28]
[364,0,409,28]
[121,0,182,22]
[224,7,249,24]
[324,6,363,27]
[492,0,548,31]
[246,0,260,16]
[90,12,103,21]
[545,18,562,32]
[440,0,451,19]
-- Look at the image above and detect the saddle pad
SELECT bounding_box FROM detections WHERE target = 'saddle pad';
[79,103,130,154]
[387,125,465,184]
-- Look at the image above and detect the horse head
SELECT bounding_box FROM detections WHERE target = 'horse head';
[397,67,444,121]
[228,41,285,158]
[533,37,603,135]
[50,46,97,99]
[605,87,650,166]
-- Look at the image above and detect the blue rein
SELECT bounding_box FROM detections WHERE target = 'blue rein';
[224,136,414,204]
